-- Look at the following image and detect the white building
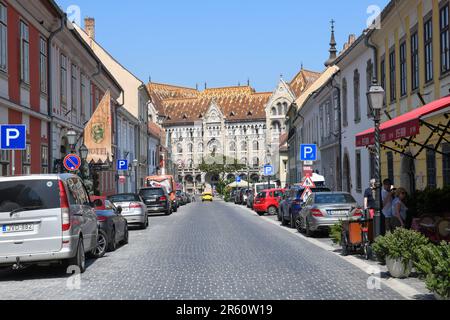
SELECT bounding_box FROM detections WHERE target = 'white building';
[334,34,376,204]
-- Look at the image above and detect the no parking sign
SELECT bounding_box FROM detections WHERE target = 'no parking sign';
[63,154,81,171]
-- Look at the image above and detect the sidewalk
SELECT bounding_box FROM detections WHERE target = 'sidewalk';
[226,202,435,300]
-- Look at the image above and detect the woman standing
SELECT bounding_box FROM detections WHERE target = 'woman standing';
[391,188,408,229]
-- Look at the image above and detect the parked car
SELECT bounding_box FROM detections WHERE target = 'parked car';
[0,174,98,273]
[90,196,128,258]
[234,188,242,204]
[139,187,172,215]
[228,189,237,203]
[253,188,285,216]
[202,192,213,202]
[247,191,255,209]
[107,193,148,229]
[279,185,331,228]
[254,182,277,197]
[297,192,359,237]
[176,190,186,206]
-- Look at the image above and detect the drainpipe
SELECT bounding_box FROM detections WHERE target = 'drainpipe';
[331,73,343,191]
[365,30,379,82]
[47,14,66,173]
[115,91,125,192]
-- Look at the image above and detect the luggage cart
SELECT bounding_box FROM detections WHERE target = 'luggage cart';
[341,209,374,260]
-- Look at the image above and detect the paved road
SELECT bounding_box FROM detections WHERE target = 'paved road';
[0,199,404,300]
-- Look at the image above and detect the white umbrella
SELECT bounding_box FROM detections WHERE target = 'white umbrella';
[227,180,250,188]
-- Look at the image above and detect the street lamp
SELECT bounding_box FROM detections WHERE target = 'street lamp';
[79,144,89,181]
[67,128,77,151]
[367,78,385,238]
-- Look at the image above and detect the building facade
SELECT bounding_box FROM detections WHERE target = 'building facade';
[74,19,156,192]
[0,0,57,177]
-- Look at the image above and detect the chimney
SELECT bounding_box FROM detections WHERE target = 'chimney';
[84,17,95,40]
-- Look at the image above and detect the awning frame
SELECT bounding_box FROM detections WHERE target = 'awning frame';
[375,115,450,160]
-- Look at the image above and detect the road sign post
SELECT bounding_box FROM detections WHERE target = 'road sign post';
[63,154,82,172]
[300,144,317,162]
[0,125,27,176]
[264,165,273,190]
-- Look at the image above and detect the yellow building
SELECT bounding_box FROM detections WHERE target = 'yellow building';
[363,0,450,193]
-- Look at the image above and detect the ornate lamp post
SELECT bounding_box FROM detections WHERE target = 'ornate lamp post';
[367,79,385,238]
[67,128,77,152]
[79,144,89,180]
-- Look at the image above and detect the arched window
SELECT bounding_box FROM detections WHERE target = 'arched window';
[252,157,260,168]
[241,141,248,152]
[229,141,236,152]
[241,157,247,165]
[271,121,281,133]
[187,159,194,168]
[177,143,183,154]
[354,69,361,122]
[187,143,193,153]
[277,103,283,115]
[198,143,204,153]
[342,78,348,127]
[253,140,259,151]
[283,102,288,114]
[271,107,277,116]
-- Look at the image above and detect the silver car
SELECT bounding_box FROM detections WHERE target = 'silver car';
[297,192,358,237]
[0,174,98,273]
[107,194,148,229]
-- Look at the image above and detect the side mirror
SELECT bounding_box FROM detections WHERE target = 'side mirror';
[117,206,123,214]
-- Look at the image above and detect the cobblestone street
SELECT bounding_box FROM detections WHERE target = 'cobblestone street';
[0,200,405,300]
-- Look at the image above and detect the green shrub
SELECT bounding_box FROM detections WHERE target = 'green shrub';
[414,242,450,299]
[372,228,429,267]
[330,221,343,245]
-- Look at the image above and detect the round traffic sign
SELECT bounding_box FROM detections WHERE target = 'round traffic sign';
[63,154,82,171]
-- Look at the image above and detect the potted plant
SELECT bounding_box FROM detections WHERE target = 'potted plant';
[330,221,343,245]
[414,242,450,300]
[373,228,429,278]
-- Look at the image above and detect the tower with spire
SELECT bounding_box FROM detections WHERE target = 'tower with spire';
[325,19,337,67]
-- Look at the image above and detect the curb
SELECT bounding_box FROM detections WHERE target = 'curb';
[224,202,429,300]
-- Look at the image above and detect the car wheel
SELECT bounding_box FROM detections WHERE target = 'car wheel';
[305,219,314,237]
[145,215,149,228]
[91,229,107,259]
[290,213,296,229]
[277,209,282,221]
[108,228,117,252]
[173,206,178,212]
[268,206,277,216]
[122,224,129,245]
[281,211,288,226]
[67,238,86,273]
[295,217,303,233]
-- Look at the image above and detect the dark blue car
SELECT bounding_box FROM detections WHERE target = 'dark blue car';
[278,185,331,228]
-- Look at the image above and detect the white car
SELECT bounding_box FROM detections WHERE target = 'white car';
[0,174,98,273]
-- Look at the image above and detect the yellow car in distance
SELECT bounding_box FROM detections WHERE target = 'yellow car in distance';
[202,192,213,202]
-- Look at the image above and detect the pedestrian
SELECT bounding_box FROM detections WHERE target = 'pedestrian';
[382,179,394,232]
[364,179,377,211]
[391,187,408,229]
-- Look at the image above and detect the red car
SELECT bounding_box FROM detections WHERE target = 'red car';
[253,188,285,216]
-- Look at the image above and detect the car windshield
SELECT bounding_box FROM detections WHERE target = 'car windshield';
[256,184,276,193]
[0,180,60,212]
[108,194,140,202]
[140,189,164,197]
[315,194,356,204]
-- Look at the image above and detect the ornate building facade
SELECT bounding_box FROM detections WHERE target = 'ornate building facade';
[148,69,319,192]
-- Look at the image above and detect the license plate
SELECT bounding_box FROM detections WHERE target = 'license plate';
[328,210,348,216]
[2,223,34,233]
[122,207,129,212]
[147,199,156,203]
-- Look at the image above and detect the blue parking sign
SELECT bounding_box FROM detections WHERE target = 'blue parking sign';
[236,176,241,183]
[300,144,317,161]
[0,125,26,150]
[264,165,273,176]
[117,159,128,171]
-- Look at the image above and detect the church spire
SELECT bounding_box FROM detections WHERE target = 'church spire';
[325,19,337,67]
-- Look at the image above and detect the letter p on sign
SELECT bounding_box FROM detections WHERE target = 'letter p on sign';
[300,144,317,162]
[0,125,26,150]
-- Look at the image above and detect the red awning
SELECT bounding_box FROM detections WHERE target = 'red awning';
[356,96,450,147]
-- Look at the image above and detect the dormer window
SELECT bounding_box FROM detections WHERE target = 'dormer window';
[199,113,203,118]
[247,111,252,116]
[182,114,188,119]
[230,111,235,117]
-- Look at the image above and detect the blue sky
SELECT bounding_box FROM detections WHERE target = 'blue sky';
[56,0,389,92]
